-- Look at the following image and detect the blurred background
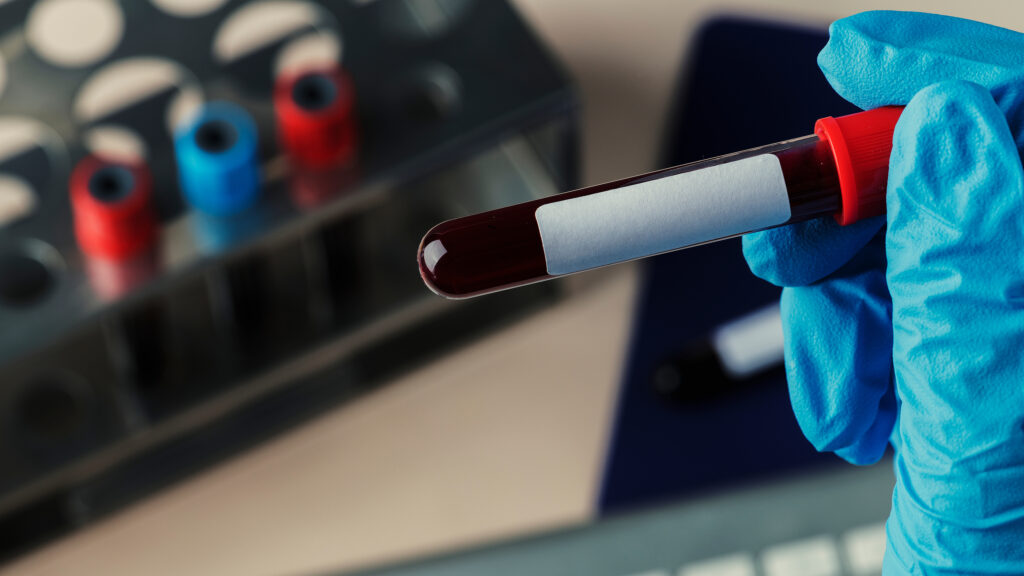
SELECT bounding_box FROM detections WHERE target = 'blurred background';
[0,1,1018,575]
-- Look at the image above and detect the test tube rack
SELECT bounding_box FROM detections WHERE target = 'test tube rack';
[0,0,577,556]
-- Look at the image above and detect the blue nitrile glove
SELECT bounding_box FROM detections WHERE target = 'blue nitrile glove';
[742,11,1024,574]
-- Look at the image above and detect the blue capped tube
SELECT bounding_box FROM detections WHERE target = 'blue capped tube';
[175,102,260,215]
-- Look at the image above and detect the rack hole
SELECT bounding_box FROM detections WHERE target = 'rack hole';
[0,250,55,307]
[0,175,37,228]
[27,0,124,68]
[150,0,227,18]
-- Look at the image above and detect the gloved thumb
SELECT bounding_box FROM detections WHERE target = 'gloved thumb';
[884,80,1024,570]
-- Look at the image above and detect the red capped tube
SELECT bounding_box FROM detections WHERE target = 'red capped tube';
[70,155,156,261]
[274,67,357,169]
[418,107,905,299]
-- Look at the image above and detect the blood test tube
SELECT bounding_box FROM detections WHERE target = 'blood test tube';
[70,155,156,260]
[175,102,260,215]
[419,106,903,298]
[274,67,357,169]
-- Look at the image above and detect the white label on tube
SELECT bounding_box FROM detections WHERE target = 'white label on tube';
[534,154,791,275]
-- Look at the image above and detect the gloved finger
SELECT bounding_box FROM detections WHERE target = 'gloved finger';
[819,11,1024,112]
[885,80,1024,570]
[778,232,895,465]
[750,11,1024,290]
[743,215,883,287]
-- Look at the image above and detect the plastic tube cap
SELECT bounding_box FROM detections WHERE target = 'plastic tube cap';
[274,66,357,169]
[814,106,903,226]
[70,155,156,260]
[175,102,261,215]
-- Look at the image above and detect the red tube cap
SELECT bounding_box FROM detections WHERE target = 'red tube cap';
[70,155,156,260]
[815,106,903,226]
[274,66,358,170]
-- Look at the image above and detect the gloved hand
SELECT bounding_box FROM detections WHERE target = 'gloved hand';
[742,11,1024,574]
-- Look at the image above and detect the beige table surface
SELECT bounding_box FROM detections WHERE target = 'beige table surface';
[6,1,1024,575]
